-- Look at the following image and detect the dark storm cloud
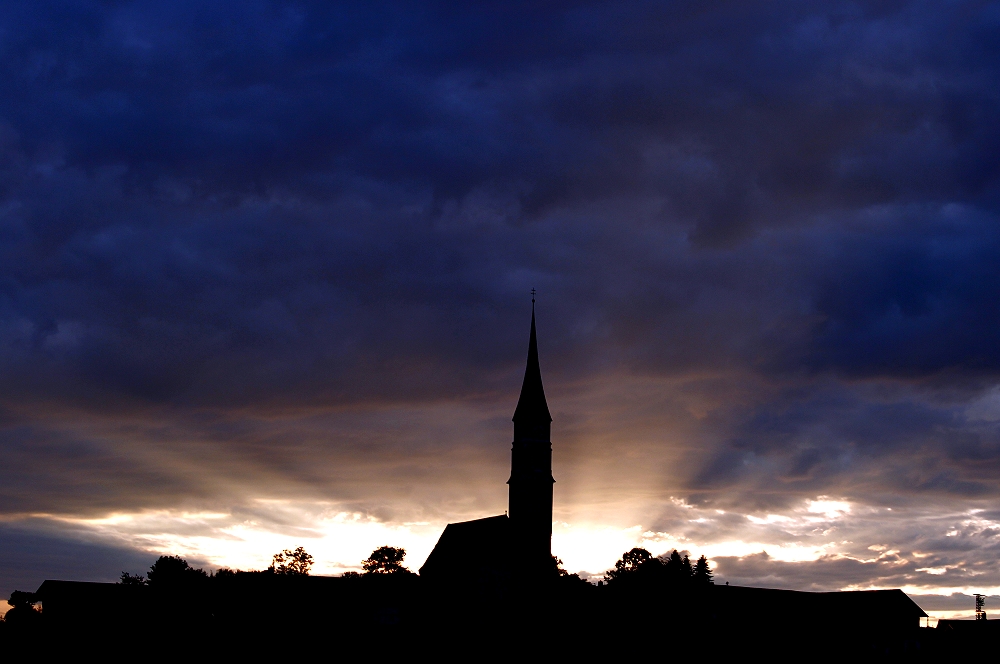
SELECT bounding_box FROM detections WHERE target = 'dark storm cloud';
[0,0,996,403]
[0,521,155,592]
[689,380,989,495]
[2,0,1000,595]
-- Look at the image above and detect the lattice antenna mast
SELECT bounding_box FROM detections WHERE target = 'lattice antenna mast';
[975,593,987,621]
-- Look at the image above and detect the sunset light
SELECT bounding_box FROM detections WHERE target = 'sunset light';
[2,1,1000,656]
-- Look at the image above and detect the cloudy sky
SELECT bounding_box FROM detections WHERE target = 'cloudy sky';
[2,0,1000,621]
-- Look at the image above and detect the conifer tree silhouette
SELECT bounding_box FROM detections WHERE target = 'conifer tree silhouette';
[694,555,713,585]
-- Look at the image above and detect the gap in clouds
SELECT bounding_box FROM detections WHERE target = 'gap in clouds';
[44,502,445,577]
[6,488,1000,611]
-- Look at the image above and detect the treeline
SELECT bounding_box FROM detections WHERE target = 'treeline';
[602,548,714,588]
[1,544,415,625]
[2,543,714,626]
[117,544,415,587]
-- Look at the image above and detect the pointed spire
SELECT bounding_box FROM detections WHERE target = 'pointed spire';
[513,301,551,424]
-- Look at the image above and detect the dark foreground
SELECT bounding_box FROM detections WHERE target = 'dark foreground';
[1,575,993,659]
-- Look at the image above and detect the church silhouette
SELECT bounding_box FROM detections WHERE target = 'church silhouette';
[420,300,555,582]
[8,301,945,658]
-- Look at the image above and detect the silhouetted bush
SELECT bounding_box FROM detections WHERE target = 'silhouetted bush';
[550,555,571,576]
[548,556,591,589]
[118,571,147,585]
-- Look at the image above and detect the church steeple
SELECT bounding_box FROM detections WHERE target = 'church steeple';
[508,295,554,574]
[512,303,552,427]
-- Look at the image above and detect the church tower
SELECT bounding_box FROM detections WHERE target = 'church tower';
[507,300,554,573]
[419,301,554,583]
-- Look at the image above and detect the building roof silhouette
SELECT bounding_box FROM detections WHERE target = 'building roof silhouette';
[937,618,1000,631]
[712,585,926,628]
[418,515,511,580]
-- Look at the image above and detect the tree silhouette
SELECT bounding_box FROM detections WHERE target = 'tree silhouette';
[118,571,147,585]
[661,549,686,577]
[269,547,314,575]
[147,555,208,586]
[7,591,37,610]
[605,548,715,589]
[693,555,714,585]
[549,555,590,587]
[362,546,410,574]
[550,555,570,576]
[604,547,653,584]
[4,591,41,628]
